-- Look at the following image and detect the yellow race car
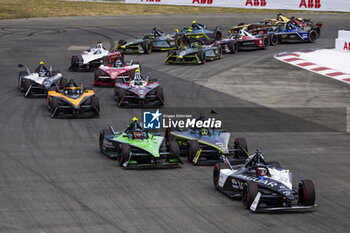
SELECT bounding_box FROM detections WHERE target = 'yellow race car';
[47,79,100,118]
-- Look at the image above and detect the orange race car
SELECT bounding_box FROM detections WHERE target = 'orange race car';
[47,79,100,118]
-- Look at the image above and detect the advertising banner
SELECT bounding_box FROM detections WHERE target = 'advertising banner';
[125,0,350,12]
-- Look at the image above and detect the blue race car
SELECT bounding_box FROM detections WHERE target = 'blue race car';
[176,21,222,45]
[269,21,318,43]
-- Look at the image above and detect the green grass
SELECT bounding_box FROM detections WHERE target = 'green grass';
[0,0,344,20]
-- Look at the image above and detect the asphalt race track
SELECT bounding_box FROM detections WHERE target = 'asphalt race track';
[1,13,350,233]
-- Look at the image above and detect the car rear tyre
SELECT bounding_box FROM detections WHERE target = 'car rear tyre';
[269,33,278,46]
[242,181,259,209]
[23,79,32,97]
[213,163,226,190]
[119,143,131,167]
[262,35,270,49]
[298,179,316,206]
[228,40,238,54]
[187,140,199,163]
[309,30,318,42]
[142,40,152,54]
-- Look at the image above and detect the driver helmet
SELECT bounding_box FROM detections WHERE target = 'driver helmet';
[133,129,143,140]
[39,68,46,77]
[134,69,142,81]
[256,164,269,176]
[115,60,123,68]
[192,42,199,48]
[200,128,209,136]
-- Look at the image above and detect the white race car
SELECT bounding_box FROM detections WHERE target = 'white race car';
[18,62,64,97]
[69,43,123,71]
[213,150,316,212]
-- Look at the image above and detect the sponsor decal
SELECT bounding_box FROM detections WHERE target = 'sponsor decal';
[143,110,222,129]
[192,0,213,4]
[238,175,278,187]
[143,110,162,129]
[299,0,321,9]
[245,0,267,7]
[344,42,350,50]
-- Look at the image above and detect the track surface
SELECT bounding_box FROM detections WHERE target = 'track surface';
[1,14,350,233]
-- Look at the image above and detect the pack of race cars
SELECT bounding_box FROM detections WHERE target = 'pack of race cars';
[17,14,318,212]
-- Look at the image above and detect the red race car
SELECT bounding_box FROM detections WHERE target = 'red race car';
[93,58,140,87]
[114,69,164,107]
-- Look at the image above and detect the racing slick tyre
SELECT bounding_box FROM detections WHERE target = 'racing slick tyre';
[309,30,318,42]
[142,40,152,54]
[214,31,222,41]
[156,87,165,106]
[91,96,100,114]
[269,33,278,46]
[23,78,32,97]
[99,129,112,153]
[266,161,281,169]
[262,35,270,49]
[187,140,199,163]
[234,138,248,159]
[213,163,226,190]
[228,40,238,54]
[198,50,206,64]
[168,140,181,158]
[242,181,259,209]
[70,55,79,70]
[50,98,59,118]
[298,179,316,206]
[119,143,131,167]
[18,71,27,91]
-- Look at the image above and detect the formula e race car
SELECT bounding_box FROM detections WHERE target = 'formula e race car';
[230,28,270,50]
[271,21,319,43]
[214,38,239,54]
[176,21,222,44]
[114,69,164,106]
[213,150,317,212]
[165,115,249,165]
[18,62,64,97]
[47,79,100,118]
[69,43,123,71]
[99,117,183,168]
[261,13,323,36]
[116,28,182,54]
[164,41,222,64]
[94,57,140,87]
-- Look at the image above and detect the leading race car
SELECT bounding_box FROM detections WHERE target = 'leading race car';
[164,41,222,64]
[176,21,222,44]
[47,79,100,118]
[213,150,317,212]
[114,69,164,106]
[165,115,249,165]
[69,43,123,71]
[18,62,64,97]
[93,56,140,87]
[116,28,182,54]
[99,117,183,168]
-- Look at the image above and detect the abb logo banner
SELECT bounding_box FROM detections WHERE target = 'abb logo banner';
[336,31,350,53]
[126,0,350,12]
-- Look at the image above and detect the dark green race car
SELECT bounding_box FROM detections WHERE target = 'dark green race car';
[165,123,248,165]
[99,118,183,168]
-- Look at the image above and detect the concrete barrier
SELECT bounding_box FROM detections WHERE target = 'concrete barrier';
[336,30,350,53]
